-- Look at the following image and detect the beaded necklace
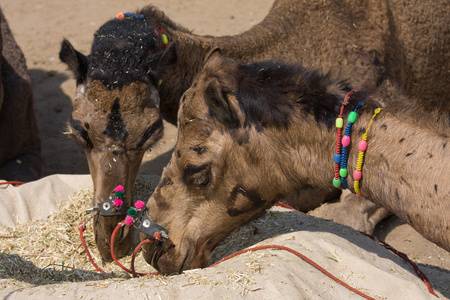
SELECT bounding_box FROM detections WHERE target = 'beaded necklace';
[339,101,365,188]
[353,107,382,196]
[333,90,357,188]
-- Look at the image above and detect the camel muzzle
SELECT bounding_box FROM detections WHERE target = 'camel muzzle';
[86,186,169,242]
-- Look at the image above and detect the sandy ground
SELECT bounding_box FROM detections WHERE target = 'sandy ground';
[1,0,448,292]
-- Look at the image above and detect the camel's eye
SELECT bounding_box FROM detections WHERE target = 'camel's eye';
[69,117,93,149]
[182,162,211,187]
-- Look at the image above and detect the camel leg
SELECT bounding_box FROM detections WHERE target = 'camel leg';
[309,190,392,234]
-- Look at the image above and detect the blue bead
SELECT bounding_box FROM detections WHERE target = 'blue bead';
[333,154,341,164]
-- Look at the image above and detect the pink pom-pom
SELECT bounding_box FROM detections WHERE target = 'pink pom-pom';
[125,215,134,226]
[113,198,123,207]
[114,185,124,192]
[342,135,351,147]
[135,200,145,210]
[358,140,368,152]
[353,170,362,180]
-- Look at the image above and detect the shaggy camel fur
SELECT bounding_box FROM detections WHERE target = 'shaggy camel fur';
[60,0,449,260]
[0,8,41,182]
[140,53,449,275]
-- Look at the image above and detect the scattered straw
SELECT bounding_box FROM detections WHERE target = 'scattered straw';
[0,178,161,290]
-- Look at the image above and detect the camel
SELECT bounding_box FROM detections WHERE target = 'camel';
[0,8,41,182]
[140,52,449,275]
[59,0,449,261]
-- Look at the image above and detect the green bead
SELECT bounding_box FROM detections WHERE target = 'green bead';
[339,168,348,178]
[115,191,125,199]
[127,207,137,216]
[336,118,343,128]
[162,34,168,45]
[333,178,341,188]
[348,111,357,123]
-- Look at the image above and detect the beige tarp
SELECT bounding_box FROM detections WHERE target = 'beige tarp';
[0,175,447,299]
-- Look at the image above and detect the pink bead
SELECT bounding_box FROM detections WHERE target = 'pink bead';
[125,215,134,226]
[358,140,368,152]
[114,185,124,192]
[353,170,362,180]
[113,198,123,207]
[342,135,350,147]
[135,200,145,210]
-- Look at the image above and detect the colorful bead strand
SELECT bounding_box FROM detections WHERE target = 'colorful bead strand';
[340,101,365,189]
[354,107,383,196]
[333,90,357,188]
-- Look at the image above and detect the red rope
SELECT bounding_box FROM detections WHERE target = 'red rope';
[128,239,374,298]
[360,232,439,298]
[210,244,375,300]
[81,200,439,298]
[110,221,152,277]
[130,239,159,277]
[78,223,106,273]
[275,201,438,297]
[0,181,24,186]
[274,201,300,211]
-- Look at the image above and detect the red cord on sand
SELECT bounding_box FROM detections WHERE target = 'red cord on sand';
[274,202,439,298]
[78,223,106,273]
[360,232,439,298]
[0,181,24,186]
[80,200,439,298]
[128,239,375,299]
[210,245,376,300]
[130,239,159,277]
[110,221,156,277]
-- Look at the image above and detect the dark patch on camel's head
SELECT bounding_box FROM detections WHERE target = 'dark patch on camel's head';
[88,18,160,89]
[193,50,360,132]
[226,185,266,216]
[103,98,128,141]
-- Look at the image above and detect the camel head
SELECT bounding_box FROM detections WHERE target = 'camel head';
[140,51,302,274]
[59,14,176,261]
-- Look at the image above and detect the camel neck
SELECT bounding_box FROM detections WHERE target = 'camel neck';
[158,21,286,124]
[282,99,450,250]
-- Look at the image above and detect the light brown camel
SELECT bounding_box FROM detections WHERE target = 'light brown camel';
[140,52,449,275]
[0,8,41,182]
[59,0,449,261]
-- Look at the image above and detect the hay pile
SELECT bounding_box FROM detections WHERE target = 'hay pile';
[0,178,161,289]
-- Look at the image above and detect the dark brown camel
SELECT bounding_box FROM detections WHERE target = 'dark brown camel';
[141,52,449,275]
[59,0,449,261]
[0,8,41,182]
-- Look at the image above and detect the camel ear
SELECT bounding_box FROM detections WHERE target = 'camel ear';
[203,48,222,66]
[158,41,177,69]
[204,77,239,128]
[59,39,88,85]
